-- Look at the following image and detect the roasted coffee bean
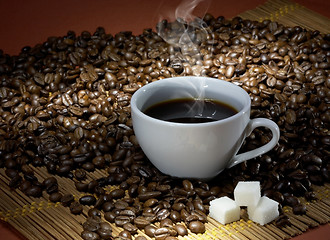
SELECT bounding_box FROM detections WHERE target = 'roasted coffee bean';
[49,192,63,202]
[264,190,284,204]
[156,184,171,193]
[172,202,185,212]
[180,209,190,222]
[19,180,32,192]
[104,211,117,223]
[24,173,37,182]
[88,208,102,218]
[152,204,163,214]
[144,198,159,208]
[81,231,100,240]
[142,212,157,223]
[191,210,207,223]
[144,225,157,238]
[160,218,173,228]
[9,175,22,189]
[304,191,316,201]
[174,224,188,236]
[5,169,18,178]
[306,162,321,173]
[291,181,308,196]
[97,222,112,239]
[309,174,324,185]
[57,165,71,175]
[5,159,17,169]
[172,188,188,197]
[194,188,210,198]
[193,199,206,213]
[134,216,151,229]
[146,182,156,191]
[114,200,129,210]
[25,185,42,197]
[61,193,75,207]
[42,177,57,187]
[182,180,194,191]
[135,236,147,240]
[75,181,89,192]
[119,181,129,190]
[120,209,136,221]
[109,188,125,199]
[156,208,171,221]
[126,176,141,185]
[274,179,290,192]
[123,223,138,234]
[87,180,99,193]
[94,186,105,196]
[45,182,58,194]
[80,195,97,206]
[275,214,291,227]
[113,236,130,240]
[186,200,195,212]
[102,201,114,212]
[306,154,323,166]
[118,230,132,239]
[154,227,170,240]
[188,220,205,234]
[82,162,95,172]
[292,204,307,215]
[115,215,131,227]
[185,214,199,222]
[138,165,154,179]
[94,195,105,209]
[70,201,83,215]
[164,237,178,240]
[74,169,87,180]
[170,210,181,222]
[138,191,162,201]
[83,216,101,232]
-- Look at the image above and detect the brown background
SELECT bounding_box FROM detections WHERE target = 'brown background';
[0,0,329,56]
[0,0,329,239]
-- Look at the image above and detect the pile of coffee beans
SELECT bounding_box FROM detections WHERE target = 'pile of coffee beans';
[0,13,329,239]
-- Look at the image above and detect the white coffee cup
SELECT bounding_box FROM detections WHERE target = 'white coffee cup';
[131,76,280,179]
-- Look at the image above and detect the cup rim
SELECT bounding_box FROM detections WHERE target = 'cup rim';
[131,76,251,126]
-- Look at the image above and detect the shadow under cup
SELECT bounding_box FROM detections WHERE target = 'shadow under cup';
[131,76,278,179]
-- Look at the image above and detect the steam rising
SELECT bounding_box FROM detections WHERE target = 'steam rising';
[156,0,213,116]
[156,0,211,63]
[174,0,205,22]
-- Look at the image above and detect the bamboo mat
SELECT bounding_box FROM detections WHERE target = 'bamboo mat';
[1,166,330,240]
[238,0,330,33]
[0,0,330,239]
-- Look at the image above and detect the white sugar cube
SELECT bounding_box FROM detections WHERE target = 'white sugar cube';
[234,181,261,207]
[247,196,279,225]
[209,197,240,225]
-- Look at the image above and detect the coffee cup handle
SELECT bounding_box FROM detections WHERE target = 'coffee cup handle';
[226,118,280,169]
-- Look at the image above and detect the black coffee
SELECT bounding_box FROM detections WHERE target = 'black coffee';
[143,98,238,123]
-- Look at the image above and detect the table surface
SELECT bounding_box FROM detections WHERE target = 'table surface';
[0,0,329,239]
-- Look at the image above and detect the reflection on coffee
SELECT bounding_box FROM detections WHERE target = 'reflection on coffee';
[143,98,238,123]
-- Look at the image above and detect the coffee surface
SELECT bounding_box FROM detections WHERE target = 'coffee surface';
[143,98,238,123]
